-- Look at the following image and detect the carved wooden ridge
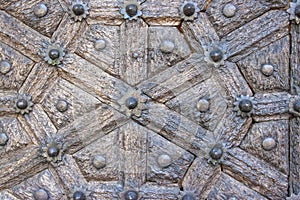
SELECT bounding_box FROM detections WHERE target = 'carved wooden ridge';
[0,0,299,199]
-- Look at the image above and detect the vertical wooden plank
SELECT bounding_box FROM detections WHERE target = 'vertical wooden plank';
[119,19,148,86]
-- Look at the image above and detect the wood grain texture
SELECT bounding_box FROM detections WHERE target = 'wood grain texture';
[137,101,214,156]
[290,117,300,195]
[148,26,191,77]
[0,41,35,91]
[183,157,221,199]
[166,77,227,132]
[237,36,290,93]
[41,77,101,129]
[119,19,148,86]
[140,53,212,103]
[223,148,288,199]
[0,11,50,62]
[5,0,64,37]
[76,23,120,76]
[181,13,219,49]
[240,120,289,174]
[207,173,268,200]
[206,0,288,37]
[220,10,289,62]
[291,24,300,94]
[12,169,64,200]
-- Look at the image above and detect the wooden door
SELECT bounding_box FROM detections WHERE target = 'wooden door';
[0,0,298,199]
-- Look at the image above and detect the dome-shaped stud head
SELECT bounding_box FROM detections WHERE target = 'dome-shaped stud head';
[124,190,138,200]
[209,49,223,62]
[262,137,276,151]
[72,4,85,16]
[209,146,223,160]
[16,99,28,110]
[294,99,300,113]
[48,49,60,60]
[73,191,86,200]
[33,188,49,200]
[126,4,138,17]
[183,3,196,17]
[126,97,138,110]
[238,99,253,113]
[47,146,60,157]
[295,5,300,17]
[0,132,9,146]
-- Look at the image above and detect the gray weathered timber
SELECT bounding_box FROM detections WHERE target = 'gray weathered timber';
[0,0,297,199]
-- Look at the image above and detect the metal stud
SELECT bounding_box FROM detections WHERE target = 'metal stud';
[159,41,175,54]
[183,3,196,17]
[47,146,60,157]
[0,60,12,74]
[16,98,28,110]
[197,99,210,112]
[223,3,237,18]
[34,3,48,18]
[132,52,139,59]
[33,189,49,200]
[0,132,9,146]
[126,4,138,17]
[238,99,253,113]
[294,99,300,112]
[124,190,138,200]
[262,137,276,151]
[295,5,300,17]
[94,39,106,51]
[126,97,138,110]
[48,49,60,60]
[56,100,69,113]
[261,64,274,76]
[73,191,86,200]
[72,4,85,16]
[92,155,106,169]
[209,49,223,62]
[209,146,223,160]
[157,154,172,168]
[182,194,195,200]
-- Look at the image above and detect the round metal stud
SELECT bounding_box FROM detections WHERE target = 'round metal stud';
[124,190,138,200]
[0,132,9,146]
[126,97,138,110]
[56,100,69,113]
[182,194,195,200]
[209,146,223,160]
[294,99,300,112]
[33,189,49,200]
[92,155,106,169]
[223,3,237,18]
[126,4,138,17]
[157,154,172,168]
[73,191,86,200]
[48,49,60,60]
[262,137,276,151]
[47,146,59,157]
[0,60,12,75]
[132,52,139,59]
[295,5,300,18]
[72,4,85,16]
[16,99,28,110]
[160,41,175,54]
[238,99,253,113]
[183,3,196,17]
[94,39,106,51]
[261,64,274,76]
[197,99,210,112]
[34,3,48,18]
[209,49,223,62]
